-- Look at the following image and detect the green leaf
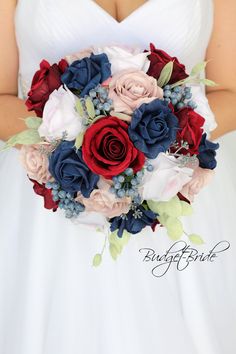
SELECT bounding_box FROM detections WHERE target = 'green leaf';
[1,129,42,151]
[85,97,95,119]
[164,196,182,218]
[190,61,207,77]
[170,78,190,89]
[92,253,102,267]
[109,230,130,247]
[180,201,193,216]
[188,234,204,245]
[74,131,84,150]
[76,99,85,117]
[156,61,174,87]
[24,116,42,129]
[157,213,169,226]
[109,243,118,260]
[147,200,163,214]
[147,196,182,218]
[108,230,131,261]
[200,79,218,87]
[91,115,106,124]
[166,217,184,240]
[111,112,131,121]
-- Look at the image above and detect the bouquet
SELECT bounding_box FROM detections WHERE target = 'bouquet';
[2,44,219,265]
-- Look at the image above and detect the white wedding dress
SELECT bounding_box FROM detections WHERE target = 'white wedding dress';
[0,1,236,353]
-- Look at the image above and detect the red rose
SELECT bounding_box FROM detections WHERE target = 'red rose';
[177,192,190,204]
[82,116,145,179]
[175,107,205,155]
[147,43,188,85]
[26,59,68,117]
[30,179,58,211]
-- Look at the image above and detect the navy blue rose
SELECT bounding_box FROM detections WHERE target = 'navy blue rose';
[61,53,111,97]
[128,99,179,159]
[197,133,219,170]
[49,141,99,197]
[110,205,157,237]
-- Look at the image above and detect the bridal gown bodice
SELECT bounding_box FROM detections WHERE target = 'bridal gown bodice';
[15,0,213,74]
[15,0,217,132]
[0,1,235,354]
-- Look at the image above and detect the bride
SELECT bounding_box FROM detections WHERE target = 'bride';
[0,0,235,353]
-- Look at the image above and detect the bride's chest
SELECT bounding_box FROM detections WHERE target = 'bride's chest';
[15,0,214,73]
[92,0,149,23]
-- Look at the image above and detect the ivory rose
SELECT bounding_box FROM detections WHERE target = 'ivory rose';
[38,86,83,142]
[93,45,150,75]
[180,166,214,202]
[20,144,52,184]
[109,69,163,115]
[77,178,131,218]
[141,153,194,202]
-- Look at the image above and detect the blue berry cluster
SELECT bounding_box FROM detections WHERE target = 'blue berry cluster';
[163,85,197,110]
[45,181,85,219]
[88,85,113,116]
[110,162,154,204]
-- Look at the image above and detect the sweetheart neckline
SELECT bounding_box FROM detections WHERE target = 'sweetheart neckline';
[90,0,152,24]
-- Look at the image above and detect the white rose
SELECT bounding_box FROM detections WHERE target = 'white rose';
[141,153,194,202]
[93,45,150,75]
[38,86,83,142]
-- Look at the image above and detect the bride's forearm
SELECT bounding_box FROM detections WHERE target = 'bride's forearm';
[207,89,236,140]
[0,94,34,141]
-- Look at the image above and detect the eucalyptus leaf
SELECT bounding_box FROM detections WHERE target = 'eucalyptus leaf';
[110,112,131,122]
[156,61,174,87]
[92,253,102,267]
[188,234,204,245]
[85,97,95,119]
[120,230,131,246]
[108,230,131,261]
[190,61,207,77]
[180,201,193,216]
[109,243,118,260]
[200,79,218,87]
[157,214,169,226]
[164,196,182,218]
[74,131,84,150]
[147,197,182,218]
[91,115,106,124]
[109,230,130,248]
[76,99,85,117]
[166,217,184,240]
[170,78,190,89]
[1,129,42,151]
[24,116,42,129]
[147,200,163,214]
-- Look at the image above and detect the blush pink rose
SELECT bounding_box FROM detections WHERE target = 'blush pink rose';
[77,178,131,218]
[109,69,163,115]
[180,166,214,202]
[20,144,52,184]
[65,48,93,64]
